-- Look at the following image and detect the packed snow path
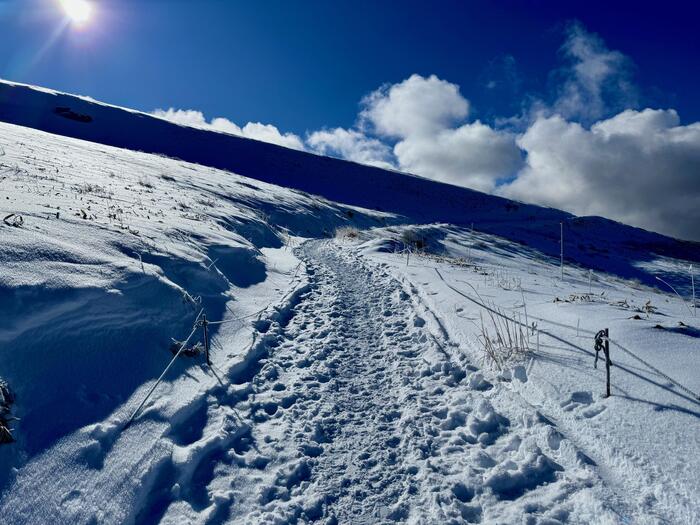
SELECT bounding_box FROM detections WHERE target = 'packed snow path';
[156,240,614,524]
[0,240,617,524]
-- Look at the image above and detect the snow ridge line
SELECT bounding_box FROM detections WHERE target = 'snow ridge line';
[434,268,700,403]
[211,262,306,328]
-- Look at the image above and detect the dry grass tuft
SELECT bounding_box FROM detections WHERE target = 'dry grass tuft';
[478,307,531,370]
[335,226,361,241]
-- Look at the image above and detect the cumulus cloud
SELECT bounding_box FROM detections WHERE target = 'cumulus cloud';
[152,108,304,150]
[393,123,523,192]
[306,127,395,169]
[304,74,523,189]
[329,26,698,240]
[492,24,700,240]
[152,108,209,128]
[237,122,305,150]
[151,23,700,240]
[356,74,522,191]
[500,109,700,240]
[360,74,469,138]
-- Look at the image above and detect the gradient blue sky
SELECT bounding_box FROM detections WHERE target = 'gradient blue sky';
[2,0,700,241]
[1,0,699,133]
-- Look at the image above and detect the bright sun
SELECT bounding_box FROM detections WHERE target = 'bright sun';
[59,0,94,26]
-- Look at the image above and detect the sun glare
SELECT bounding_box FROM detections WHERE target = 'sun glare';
[59,0,93,26]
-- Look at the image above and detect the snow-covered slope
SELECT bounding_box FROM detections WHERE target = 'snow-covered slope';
[0,120,393,483]
[359,226,700,523]
[1,79,698,294]
[0,83,699,523]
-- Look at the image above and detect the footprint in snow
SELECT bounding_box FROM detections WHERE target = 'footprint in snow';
[559,391,593,412]
[464,401,509,446]
[582,404,607,418]
[484,444,563,500]
[467,372,493,391]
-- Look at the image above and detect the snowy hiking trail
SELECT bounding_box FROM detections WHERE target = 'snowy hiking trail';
[0,239,619,524]
[1,90,698,524]
[145,240,616,524]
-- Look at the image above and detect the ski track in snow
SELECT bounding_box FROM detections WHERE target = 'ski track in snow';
[125,240,616,524]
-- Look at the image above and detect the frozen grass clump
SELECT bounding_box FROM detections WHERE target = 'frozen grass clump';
[335,226,360,241]
[485,267,522,291]
[400,229,427,251]
[478,307,530,371]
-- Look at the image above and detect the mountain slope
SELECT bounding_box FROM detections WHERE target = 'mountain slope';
[1,79,699,294]
[0,83,698,523]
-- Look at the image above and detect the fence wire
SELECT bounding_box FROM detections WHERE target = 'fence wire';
[434,268,700,402]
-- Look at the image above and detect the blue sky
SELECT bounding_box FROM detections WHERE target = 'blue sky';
[1,0,700,240]
[1,0,699,132]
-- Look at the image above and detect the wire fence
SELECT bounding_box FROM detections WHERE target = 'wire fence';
[433,267,700,402]
[123,260,306,428]
[125,309,204,428]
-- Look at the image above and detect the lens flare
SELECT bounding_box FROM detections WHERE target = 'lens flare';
[59,0,93,26]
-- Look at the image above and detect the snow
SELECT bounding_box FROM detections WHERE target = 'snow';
[0,120,391,514]
[0,84,699,524]
[359,225,700,523]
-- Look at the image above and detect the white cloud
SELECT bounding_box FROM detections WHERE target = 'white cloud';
[152,108,209,128]
[150,23,700,241]
[360,74,469,138]
[238,122,305,150]
[552,23,637,122]
[350,67,700,239]
[357,74,522,191]
[152,108,304,150]
[306,127,395,169]
[210,117,242,135]
[393,122,523,192]
[500,109,700,240]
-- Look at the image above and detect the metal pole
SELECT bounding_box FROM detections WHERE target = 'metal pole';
[468,223,474,261]
[604,328,611,398]
[202,314,211,365]
[691,265,696,317]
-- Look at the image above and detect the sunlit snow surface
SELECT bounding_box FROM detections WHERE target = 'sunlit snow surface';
[0,98,698,523]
